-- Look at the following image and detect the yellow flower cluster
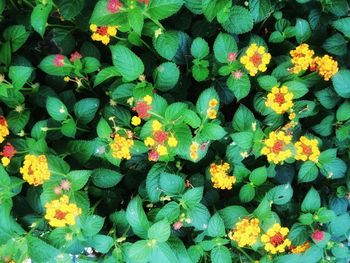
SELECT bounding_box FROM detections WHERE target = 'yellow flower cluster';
[240,44,271,76]
[290,44,338,81]
[0,116,9,143]
[110,133,134,160]
[294,136,320,163]
[207,99,218,119]
[189,142,199,161]
[289,44,314,74]
[131,116,141,126]
[228,218,261,247]
[144,120,178,161]
[44,195,81,227]
[261,131,292,164]
[90,24,117,45]
[261,223,291,254]
[311,55,339,81]
[20,154,51,186]
[265,86,294,114]
[209,162,236,190]
[290,241,310,254]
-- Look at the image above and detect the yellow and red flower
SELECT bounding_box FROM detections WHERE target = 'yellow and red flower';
[44,195,81,227]
[90,24,117,45]
[0,116,9,144]
[20,154,51,186]
[228,218,261,247]
[133,95,153,119]
[189,141,199,161]
[289,44,315,74]
[261,223,291,254]
[240,44,271,76]
[209,162,236,190]
[0,143,16,167]
[290,241,310,254]
[294,136,320,163]
[261,131,293,164]
[110,133,134,160]
[310,55,339,81]
[265,86,294,114]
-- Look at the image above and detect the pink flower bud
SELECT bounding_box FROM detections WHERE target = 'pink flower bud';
[312,229,324,242]
[173,221,183,230]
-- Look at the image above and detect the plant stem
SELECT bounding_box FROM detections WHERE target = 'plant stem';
[236,247,255,263]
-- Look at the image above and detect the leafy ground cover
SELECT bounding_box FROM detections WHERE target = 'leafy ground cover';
[0,0,350,262]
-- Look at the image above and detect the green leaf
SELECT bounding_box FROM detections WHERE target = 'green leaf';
[148,0,184,20]
[27,236,59,262]
[249,166,267,186]
[301,187,321,213]
[192,64,209,81]
[322,33,347,56]
[329,213,350,237]
[222,6,253,34]
[82,57,101,73]
[153,62,180,91]
[165,102,188,122]
[39,55,72,76]
[258,75,278,91]
[298,161,318,183]
[316,208,335,223]
[92,168,123,188]
[97,118,112,139]
[91,234,113,253]
[232,105,256,132]
[332,70,350,98]
[284,81,308,99]
[3,25,30,52]
[155,202,180,222]
[74,98,99,124]
[128,8,144,35]
[182,187,203,208]
[94,66,120,87]
[239,184,255,203]
[79,214,105,237]
[128,240,152,263]
[202,123,227,140]
[191,37,209,59]
[126,196,150,239]
[61,118,77,138]
[187,203,210,230]
[227,74,251,101]
[295,18,311,43]
[54,0,84,20]
[249,0,272,23]
[153,31,179,60]
[269,31,285,43]
[268,184,293,205]
[9,66,33,89]
[6,110,30,134]
[211,246,232,263]
[148,219,171,242]
[89,0,128,25]
[110,44,144,82]
[333,17,350,38]
[159,172,185,195]
[336,101,350,121]
[31,3,53,37]
[67,170,92,191]
[46,97,68,121]
[213,33,238,63]
[207,213,225,237]
[150,242,179,263]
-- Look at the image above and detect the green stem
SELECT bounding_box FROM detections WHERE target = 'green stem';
[148,111,165,120]
[236,247,255,263]
[22,0,35,8]
[143,12,165,31]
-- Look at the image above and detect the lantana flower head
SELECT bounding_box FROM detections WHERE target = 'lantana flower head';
[261,131,293,164]
[310,54,338,81]
[289,43,314,74]
[0,116,9,143]
[228,218,261,247]
[209,162,236,190]
[20,154,51,186]
[90,24,117,45]
[261,223,291,254]
[265,86,294,114]
[110,133,134,160]
[294,136,320,163]
[240,43,271,76]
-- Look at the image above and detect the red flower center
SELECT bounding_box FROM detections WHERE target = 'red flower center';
[54,210,67,220]
[301,144,312,156]
[133,101,151,119]
[274,93,286,105]
[250,53,262,67]
[148,150,159,162]
[0,117,6,126]
[272,140,285,153]
[97,26,108,36]
[270,233,284,247]
[1,143,16,159]
[153,131,168,144]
